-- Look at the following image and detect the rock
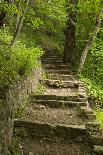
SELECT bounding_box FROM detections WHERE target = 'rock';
[93,145,103,155]
[29,152,34,155]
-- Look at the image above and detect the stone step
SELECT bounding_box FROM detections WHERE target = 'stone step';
[42,53,59,56]
[40,79,79,88]
[32,94,87,102]
[45,69,70,74]
[78,110,96,121]
[91,135,103,145]
[42,60,63,63]
[14,120,87,139]
[86,122,102,136]
[31,99,87,108]
[42,64,69,70]
[86,122,100,128]
[21,137,92,155]
[47,73,75,81]
[86,113,96,121]
[93,145,103,155]
[42,58,62,61]
[42,55,60,58]
[80,106,93,114]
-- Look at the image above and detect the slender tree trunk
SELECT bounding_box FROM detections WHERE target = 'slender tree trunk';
[78,11,102,73]
[16,14,20,29]
[15,0,21,29]
[63,0,78,66]
[10,15,24,47]
[10,0,30,47]
[0,0,14,28]
[0,11,6,27]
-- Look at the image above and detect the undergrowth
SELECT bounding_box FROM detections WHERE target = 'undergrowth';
[78,38,103,129]
[94,108,103,129]
[0,27,43,88]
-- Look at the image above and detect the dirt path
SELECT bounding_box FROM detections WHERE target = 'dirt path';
[14,51,103,155]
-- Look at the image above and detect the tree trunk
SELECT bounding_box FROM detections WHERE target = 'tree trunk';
[78,12,102,73]
[16,14,20,29]
[10,15,24,47]
[10,0,30,47]
[63,0,78,66]
[0,11,6,27]
[0,0,13,28]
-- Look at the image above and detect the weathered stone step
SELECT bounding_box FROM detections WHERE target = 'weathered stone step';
[86,113,96,120]
[86,122,101,128]
[40,79,79,88]
[14,120,87,139]
[42,60,63,63]
[36,87,79,96]
[32,94,87,102]
[42,55,60,58]
[45,69,70,74]
[42,58,62,61]
[22,104,85,126]
[86,122,102,136]
[91,135,103,145]
[93,145,103,155]
[18,136,93,155]
[31,99,87,108]
[78,108,96,121]
[80,106,93,114]
[42,53,59,57]
[42,64,69,70]
[47,73,75,80]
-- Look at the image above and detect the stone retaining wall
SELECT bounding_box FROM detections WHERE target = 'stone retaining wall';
[0,62,42,155]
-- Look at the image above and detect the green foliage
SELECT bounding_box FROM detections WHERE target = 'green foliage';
[0,27,43,88]
[84,38,103,83]
[9,138,22,155]
[78,0,101,13]
[76,1,103,106]
[78,76,103,103]
[15,95,28,118]
[78,37,103,104]
[1,0,18,15]
[95,108,103,129]
[33,83,45,95]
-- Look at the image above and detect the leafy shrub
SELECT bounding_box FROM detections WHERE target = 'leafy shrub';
[83,38,103,84]
[0,27,43,88]
[95,108,103,129]
[78,76,103,103]
[78,38,103,105]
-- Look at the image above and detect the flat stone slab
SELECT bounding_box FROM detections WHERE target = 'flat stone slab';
[42,64,69,70]
[14,119,87,139]
[40,79,79,88]
[42,58,62,61]
[93,145,103,155]
[42,60,63,63]
[31,99,87,108]
[91,135,103,145]
[47,73,75,81]
[45,69,70,74]
[41,87,79,96]
[80,106,93,114]
[33,94,87,102]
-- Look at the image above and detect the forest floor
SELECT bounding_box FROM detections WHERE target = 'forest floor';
[14,51,103,155]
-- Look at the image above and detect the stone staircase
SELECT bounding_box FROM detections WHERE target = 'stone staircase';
[14,51,103,155]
